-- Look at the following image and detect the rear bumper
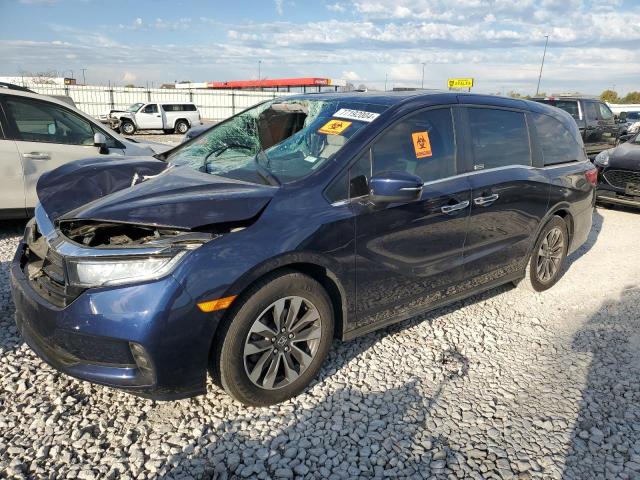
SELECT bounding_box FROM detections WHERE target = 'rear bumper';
[10,241,214,400]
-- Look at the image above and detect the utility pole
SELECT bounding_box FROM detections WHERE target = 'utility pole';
[258,60,262,80]
[536,35,549,96]
[81,68,87,85]
[421,62,426,89]
[384,73,388,92]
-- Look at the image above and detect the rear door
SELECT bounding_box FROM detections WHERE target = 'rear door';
[136,103,163,129]
[349,107,472,330]
[1,95,124,209]
[461,106,550,282]
[0,100,26,215]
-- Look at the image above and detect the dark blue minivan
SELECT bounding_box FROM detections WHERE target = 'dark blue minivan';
[10,92,597,406]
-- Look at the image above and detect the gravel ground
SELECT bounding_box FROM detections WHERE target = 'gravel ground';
[1,206,640,480]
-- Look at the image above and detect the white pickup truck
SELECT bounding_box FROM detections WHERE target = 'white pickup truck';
[109,102,203,135]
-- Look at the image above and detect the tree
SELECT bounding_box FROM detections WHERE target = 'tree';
[622,91,640,104]
[600,90,619,103]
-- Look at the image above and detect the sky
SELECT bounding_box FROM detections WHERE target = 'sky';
[0,0,639,96]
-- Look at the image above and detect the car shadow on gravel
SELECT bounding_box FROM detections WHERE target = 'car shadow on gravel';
[162,353,470,479]
[562,286,640,480]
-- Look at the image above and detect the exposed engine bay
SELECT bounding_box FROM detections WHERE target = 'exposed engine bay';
[58,220,215,248]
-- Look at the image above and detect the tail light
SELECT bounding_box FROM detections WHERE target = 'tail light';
[585,167,598,186]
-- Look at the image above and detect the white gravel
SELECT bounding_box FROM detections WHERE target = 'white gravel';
[1,207,640,480]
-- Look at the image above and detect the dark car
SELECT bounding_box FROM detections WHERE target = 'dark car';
[10,92,597,406]
[594,133,640,209]
[532,96,619,157]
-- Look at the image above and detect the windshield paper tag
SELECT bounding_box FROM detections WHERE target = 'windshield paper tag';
[333,108,380,123]
[319,119,352,135]
[412,131,433,158]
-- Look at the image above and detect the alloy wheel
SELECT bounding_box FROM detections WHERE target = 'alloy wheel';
[536,227,564,283]
[243,296,322,390]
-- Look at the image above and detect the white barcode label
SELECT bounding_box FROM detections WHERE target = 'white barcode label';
[333,108,380,123]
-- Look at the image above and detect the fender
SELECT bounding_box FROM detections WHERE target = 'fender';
[219,250,351,337]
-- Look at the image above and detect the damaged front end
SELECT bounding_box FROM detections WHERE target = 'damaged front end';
[20,206,214,307]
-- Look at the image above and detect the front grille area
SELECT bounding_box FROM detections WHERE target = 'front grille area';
[604,169,640,189]
[21,220,83,308]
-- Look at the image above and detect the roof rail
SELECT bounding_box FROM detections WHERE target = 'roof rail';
[0,82,35,93]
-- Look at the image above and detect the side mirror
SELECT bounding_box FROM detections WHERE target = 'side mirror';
[369,171,423,204]
[93,132,109,154]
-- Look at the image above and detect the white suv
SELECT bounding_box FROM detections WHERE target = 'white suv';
[110,102,202,135]
[0,85,171,219]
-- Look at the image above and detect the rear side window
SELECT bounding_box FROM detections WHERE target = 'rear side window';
[162,104,197,112]
[536,100,580,120]
[371,107,456,183]
[467,108,530,170]
[533,113,584,165]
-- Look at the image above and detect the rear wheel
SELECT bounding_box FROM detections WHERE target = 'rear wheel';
[175,120,189,134]
[120,120,135,135]
[514,216,568,292]
[213,271,334,406]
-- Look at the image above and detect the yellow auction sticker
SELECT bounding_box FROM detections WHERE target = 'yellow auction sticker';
[412,131,433,158]
[318,119,352,135]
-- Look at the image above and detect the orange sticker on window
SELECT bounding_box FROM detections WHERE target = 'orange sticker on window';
[318,119,352,135]
[412,131,433,158]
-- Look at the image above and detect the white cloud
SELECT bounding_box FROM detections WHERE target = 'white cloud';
[275,0,284,15]
[326,3,346,13]
[342,70,360,81]
[122,72,137,82]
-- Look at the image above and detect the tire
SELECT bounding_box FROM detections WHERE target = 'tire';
[514,215,569,292]
[213,270,334,406]
[175,120,189,134]
[120,120,136,135]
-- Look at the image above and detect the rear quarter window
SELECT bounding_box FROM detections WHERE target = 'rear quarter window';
[533,113,585,165]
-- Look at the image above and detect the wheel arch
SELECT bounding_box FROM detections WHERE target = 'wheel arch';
[174,117,190,128]
[527,203,574,258]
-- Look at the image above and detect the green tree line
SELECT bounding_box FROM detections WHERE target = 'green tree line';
[600,90,640,104]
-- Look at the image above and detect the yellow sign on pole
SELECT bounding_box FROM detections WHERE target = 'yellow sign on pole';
[447,78,474,89]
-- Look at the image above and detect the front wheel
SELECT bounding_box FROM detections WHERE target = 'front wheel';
[213,271,334,406]
[514,215,568,292]
[120,120,136,135]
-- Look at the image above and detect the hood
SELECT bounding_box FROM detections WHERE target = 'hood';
[609,142,640,170]
[126,138,174,154]
[38,159,277,230]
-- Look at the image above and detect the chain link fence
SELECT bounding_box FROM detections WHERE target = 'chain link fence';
[22,84,291,121]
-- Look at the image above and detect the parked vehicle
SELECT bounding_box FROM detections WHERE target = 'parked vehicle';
[11,92,596,406]
[594,133,640,209]
[617,111,640,136]
[0,86,172,219]
[109,102,202,135]
[532,96,619,157]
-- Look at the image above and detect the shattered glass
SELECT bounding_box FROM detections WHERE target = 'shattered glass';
[166,98,389,184]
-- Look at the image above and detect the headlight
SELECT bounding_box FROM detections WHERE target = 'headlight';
[66,251,187,288]
[594,149,610,167]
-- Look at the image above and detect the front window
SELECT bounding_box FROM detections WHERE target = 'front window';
[166,98,388,185]
[127,103,144,112]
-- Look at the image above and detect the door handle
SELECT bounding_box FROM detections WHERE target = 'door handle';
[22,152,51,160]
[474,193,500,206]
[441,200,470,214]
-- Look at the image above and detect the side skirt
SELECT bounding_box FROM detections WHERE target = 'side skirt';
[342,271,523,341]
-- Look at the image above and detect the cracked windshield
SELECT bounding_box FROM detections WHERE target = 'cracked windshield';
[166,98,388,184]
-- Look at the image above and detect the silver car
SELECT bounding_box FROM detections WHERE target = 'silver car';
[0,86,171,219]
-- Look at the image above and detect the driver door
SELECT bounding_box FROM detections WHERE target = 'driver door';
[2,95,123,209]
[350,107,471,331]
[136,104,163,129]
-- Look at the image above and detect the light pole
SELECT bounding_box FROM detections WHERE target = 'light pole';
[81,68,87,85]
[258,60,262,81]
[384,72,388,92]
[536,35,549,96]
[421,62,426,89]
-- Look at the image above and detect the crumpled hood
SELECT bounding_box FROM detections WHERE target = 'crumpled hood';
[37,158,277,229]
[610,142,640,170]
